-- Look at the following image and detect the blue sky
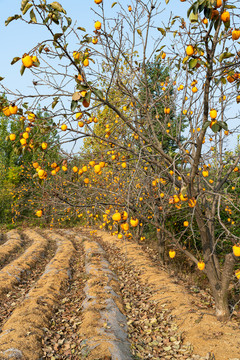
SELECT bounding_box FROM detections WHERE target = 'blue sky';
[1,1,238,152]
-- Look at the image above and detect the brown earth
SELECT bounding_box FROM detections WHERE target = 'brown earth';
[96,229,240,360]
[0,227,239,360]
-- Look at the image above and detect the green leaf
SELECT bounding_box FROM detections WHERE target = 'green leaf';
[224,20,230,31]
[111,2,117,7]
[202,121,211,130]
[76,84,89,91]
[187,4,195,18]
[22,2,32,15]
[66,17,72,26]
[94,89,104,99]
[157,27,166,36]
[52,97,59,109]
[20,64,26,76]
[39,44,45,53]
[54,33,63,41]
[189,58,198,69]
[225,5,236,9]
[5,15,21,26]
[198,0,207,13]
[211,123,220,133]
[219,51,234,63]
[204,7,210,19]
[71,100,78,112]
[220,77,226,84]
[137,29,142,37]
[11,57,21,65]
[22,102,29,109]
[156,45,165,52]
[50,1,66,13]
[85,91,91,104]
[165,0,170,3]
[30,9,37,23]
[218,121,228,131]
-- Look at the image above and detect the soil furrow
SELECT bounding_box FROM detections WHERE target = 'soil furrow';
[0,230,75,360]
[41,230,86,359]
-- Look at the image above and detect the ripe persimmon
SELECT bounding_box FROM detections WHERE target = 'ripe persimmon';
[61,124,67,131]
[22,54,33,68]
[216,0,222,7]
[9,133,16,141]
[2,107,11,116]
[95,21,101,30]
[36,210,43,217]
[233,244,240,257]
[186,45,194,56]
[197,261,205,270]
[169,249,176,258]
[210,109,217,119]
[232,29,240,40]
[130,218,139,227]
[221,11,230,22]
[112,212,121,221]
[83,58,89,67]
[9,104,18,114]
[41,142,48,150]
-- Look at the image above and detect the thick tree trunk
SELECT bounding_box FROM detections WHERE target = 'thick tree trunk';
[195,207,236,321]
[205,263,230,321]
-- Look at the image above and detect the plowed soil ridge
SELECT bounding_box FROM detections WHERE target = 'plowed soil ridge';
[0,229,48,298]
[0,230,33,270]
[0,229,56,329]
[0,231,75,360]
[0,230,24,270]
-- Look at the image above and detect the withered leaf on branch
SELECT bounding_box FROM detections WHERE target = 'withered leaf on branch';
[72,92,81,101]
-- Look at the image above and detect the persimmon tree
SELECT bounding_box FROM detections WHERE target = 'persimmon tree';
[1,0,240,320]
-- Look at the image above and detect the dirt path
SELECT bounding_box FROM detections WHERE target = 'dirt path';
[95,229,240,360]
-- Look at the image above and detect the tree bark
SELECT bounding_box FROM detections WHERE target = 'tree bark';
[195,206,236,321]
